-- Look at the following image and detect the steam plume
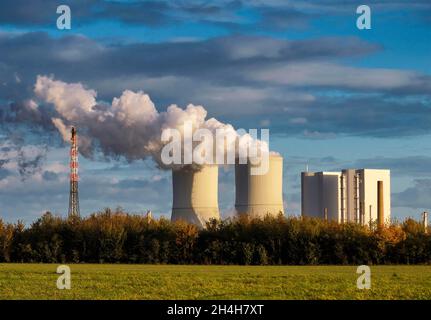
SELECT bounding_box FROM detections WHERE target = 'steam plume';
[34,75,269,170]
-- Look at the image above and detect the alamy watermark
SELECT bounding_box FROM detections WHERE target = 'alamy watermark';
[56,5,71,30]
[56,265,71,290]
[356,265,371,289]
[356,5,371,30]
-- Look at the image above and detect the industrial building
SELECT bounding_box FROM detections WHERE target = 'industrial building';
[171,164,220,227]
[301,169,390,225]
[235,154,284,218]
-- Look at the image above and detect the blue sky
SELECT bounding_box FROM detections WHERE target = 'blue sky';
[0,0,430,224]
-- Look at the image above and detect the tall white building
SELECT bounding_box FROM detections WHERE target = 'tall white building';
[301,169,390,225]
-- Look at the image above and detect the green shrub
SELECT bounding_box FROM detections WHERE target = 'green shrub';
[2,210,430,265]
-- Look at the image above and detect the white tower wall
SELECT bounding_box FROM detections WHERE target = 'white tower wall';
[171,165,220,227]
[235,155,285,218]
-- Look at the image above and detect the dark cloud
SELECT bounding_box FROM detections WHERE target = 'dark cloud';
[393,179,431,209]
[42,170,58,181]
[0,31,430,140]
[81,175,171,216]
[279,0,431,14]
[1,100,55,129]
[0,168,11,180]
[0,97,61,181]
[0,170,173,223]
[288,155,340,168]
[1,0,430,29]
[0,158,9,167]
[0,0,243,28]
[0,32,378,85]
[0,0,97,26]
[17,146,47,180]
[289,155,431,179]
[235,95,431,138]
[98,1,172,26]
[257,7,313,30]
[352,156,431,177]
[0,0,63,26]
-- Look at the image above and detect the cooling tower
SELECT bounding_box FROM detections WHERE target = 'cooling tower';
[171,165,220,227]
[235,155,284,218]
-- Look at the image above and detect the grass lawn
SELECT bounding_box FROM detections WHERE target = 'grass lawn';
[0,264,430,300]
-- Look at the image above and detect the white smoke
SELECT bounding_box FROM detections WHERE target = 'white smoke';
[34,75,270,170]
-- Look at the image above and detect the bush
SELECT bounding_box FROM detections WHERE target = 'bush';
[255,244,268,265]
[2,210,430,265]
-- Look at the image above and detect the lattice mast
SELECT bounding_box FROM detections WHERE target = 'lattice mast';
[68,126,80,218]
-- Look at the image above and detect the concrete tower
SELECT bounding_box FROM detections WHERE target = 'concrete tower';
[171,165,220,227]
[235,155,285,218]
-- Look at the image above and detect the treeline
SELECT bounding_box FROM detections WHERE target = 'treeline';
[0,209,430,264]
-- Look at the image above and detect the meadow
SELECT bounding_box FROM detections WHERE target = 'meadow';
[0,264,430,300]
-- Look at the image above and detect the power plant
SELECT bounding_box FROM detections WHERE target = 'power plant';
[171,164,220,227]
[235,154,284,218]
[65,128,396,229]
[32,77,422,229]
[64,129,395,228]
[301,169,391,226]
[168,158,392,227]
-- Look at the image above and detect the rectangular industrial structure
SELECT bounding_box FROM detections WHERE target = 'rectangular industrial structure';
[301,169,390,225]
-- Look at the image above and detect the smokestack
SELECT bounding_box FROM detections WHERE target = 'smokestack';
[377,180,384,227]
[423,212,429,233]
[171,165,220,227]
[235,155,284,218]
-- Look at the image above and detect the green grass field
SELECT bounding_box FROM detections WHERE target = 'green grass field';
[0,264,430,300]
